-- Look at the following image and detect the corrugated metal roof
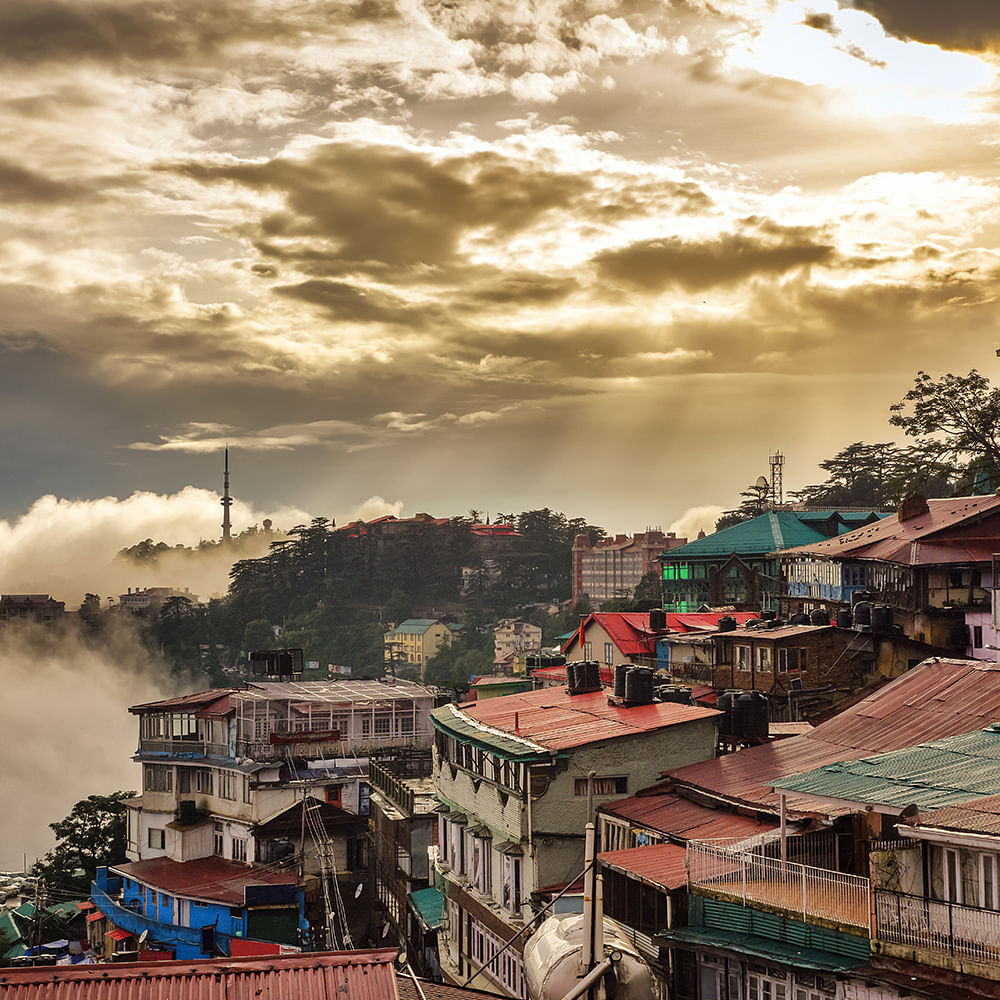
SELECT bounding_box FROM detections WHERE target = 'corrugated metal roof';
[0,951,400,1000]
[129,689,238,714]
[600,789,778,840]
[667,657,1000,817]
[389,619,440,634]
[771,726,1000,810]
[111,857,302,906]
[434,688,719,754]
[779,494,1000,565]
[915,792,1000,836]
[598,842,689,890]
[658,511,835,560]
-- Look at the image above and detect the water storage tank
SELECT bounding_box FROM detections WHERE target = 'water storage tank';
[566,661,582,694]
[614,664,629,699]
[649,608,667,630]
[579,660,602,692]
[624,667,654,705]
[523,913,651,1000]
[871,605,892,632]
[718,616,737,632]
[810,609,830,626]
[760,609,777,621]
[790,612,810,626]
[853,601,872,628]
[659,685,692,705]
[733,691,769,739]
[835,609,853,629]
[717,689,739,736]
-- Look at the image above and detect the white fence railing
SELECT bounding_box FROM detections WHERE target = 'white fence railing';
[687,839,871,933]
[876,890,1000,965]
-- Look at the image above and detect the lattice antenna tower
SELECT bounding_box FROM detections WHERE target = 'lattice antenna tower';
[769,450,784,507]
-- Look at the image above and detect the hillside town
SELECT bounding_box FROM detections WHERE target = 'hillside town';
[7,468,1000,1000]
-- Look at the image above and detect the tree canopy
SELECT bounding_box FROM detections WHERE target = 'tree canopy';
[32,791,134,898]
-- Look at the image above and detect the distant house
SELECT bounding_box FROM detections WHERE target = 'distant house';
[492,619,542,673]
[0,594,65,631]
[572,529,686,605]
[660,509,883,613]
[118,587,199,613]
[384,619,454,678]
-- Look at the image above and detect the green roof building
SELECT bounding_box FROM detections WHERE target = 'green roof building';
[659,510,882,613]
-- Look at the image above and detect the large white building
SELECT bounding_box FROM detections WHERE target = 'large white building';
[429,683,719,997]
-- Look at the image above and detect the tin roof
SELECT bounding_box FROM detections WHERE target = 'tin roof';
[779,494,1000,565]
[658,511,838,560]
[434,688,718,755]
[129,689,238,714]
[389,619,441,634]
[913,792,1000,836]
[562,612,760,658]
[598,842,689,891]
[0,951,400,1000]
[235,679,435,704]
[667,657,1000,817]
[771,725,1000,811]
[600,789,778,841]
[110,857,302,906]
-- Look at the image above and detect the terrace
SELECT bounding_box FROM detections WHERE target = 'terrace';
[687,839,871,934]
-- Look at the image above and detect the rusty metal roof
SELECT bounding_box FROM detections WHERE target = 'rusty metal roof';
[778,494,1000,565]
[0,951,400,1000]
[129,689,239,715]
[437,688,719,753]
[599,789,778,841]
[111,857,302,906]
[914,792,1000,836]
[667,657,1000,817]
[598,843,689,891]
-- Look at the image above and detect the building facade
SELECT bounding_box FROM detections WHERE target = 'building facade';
[384,619,454,678]
[572,530,686,605]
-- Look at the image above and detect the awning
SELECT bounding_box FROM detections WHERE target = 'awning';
[450,813,468,825]
[496,840,524,856]
[407,887,444,933]
[468,825,492,839]
[85,911,105,923]
[105,929,133,941]
[656,926,867,972]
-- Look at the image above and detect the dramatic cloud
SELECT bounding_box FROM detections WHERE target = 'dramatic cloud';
[1,0,999,534]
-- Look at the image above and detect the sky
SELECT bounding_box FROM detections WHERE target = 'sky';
[3,0,1000,539]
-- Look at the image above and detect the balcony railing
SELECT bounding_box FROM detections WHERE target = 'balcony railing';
[138,738,231,757]
[687,839,871,933]
[876,889,1000,965]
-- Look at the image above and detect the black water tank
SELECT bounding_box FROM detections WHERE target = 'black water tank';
[550,653,566,666]
[649,608,667,630]
[580,660,602,692]
[790,612,810,626]
[810,609,830,626]
[717,689,739,735]
[614,664,629,699]
[625,667,654,705]
[835,609,853,629]
[733,691,769,739]
[718,616,737,632]
[871,605,892,632]
[659,684,692,705]
[760,609,777,621]
[853,601,873,628]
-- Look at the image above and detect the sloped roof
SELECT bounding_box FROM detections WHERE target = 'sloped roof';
[600,788,778,841]
[778,494,1000,564]
[0,951,400,1000]
[391,619,441,634]
[129,688,238,715]
[667,658,1000,817]
[913,792,1000,836]
[771,725,1000,812]
[598,842,689,891]
[111,857,302,906]
[433,688,718,756]
[658,512,833,560]
[562,612,760,658]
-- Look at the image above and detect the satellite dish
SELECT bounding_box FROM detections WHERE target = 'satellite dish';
[755,476,769,489]
[138,930,148,946]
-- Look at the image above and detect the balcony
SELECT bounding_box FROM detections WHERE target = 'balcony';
[875,889,1000,967]
[138,738,231,758]
[687,839,871,934]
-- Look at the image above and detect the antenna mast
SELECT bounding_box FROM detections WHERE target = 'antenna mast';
[221,445,233,541]
[769,450,784,507]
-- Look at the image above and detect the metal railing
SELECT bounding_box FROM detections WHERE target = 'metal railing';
[687,839,871,933]
[138,738,230,757]
[876,889,1000,965]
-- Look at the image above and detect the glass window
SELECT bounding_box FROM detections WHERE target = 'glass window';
[147,828,165,849]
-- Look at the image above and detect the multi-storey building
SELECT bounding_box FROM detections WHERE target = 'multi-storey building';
[384,619,454,678]
[572,530,687,605]
[118,586,200,613]
[0,593,66,631]
[91,678,436,960]
[492,619,542,674]
[429,684,720,997]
